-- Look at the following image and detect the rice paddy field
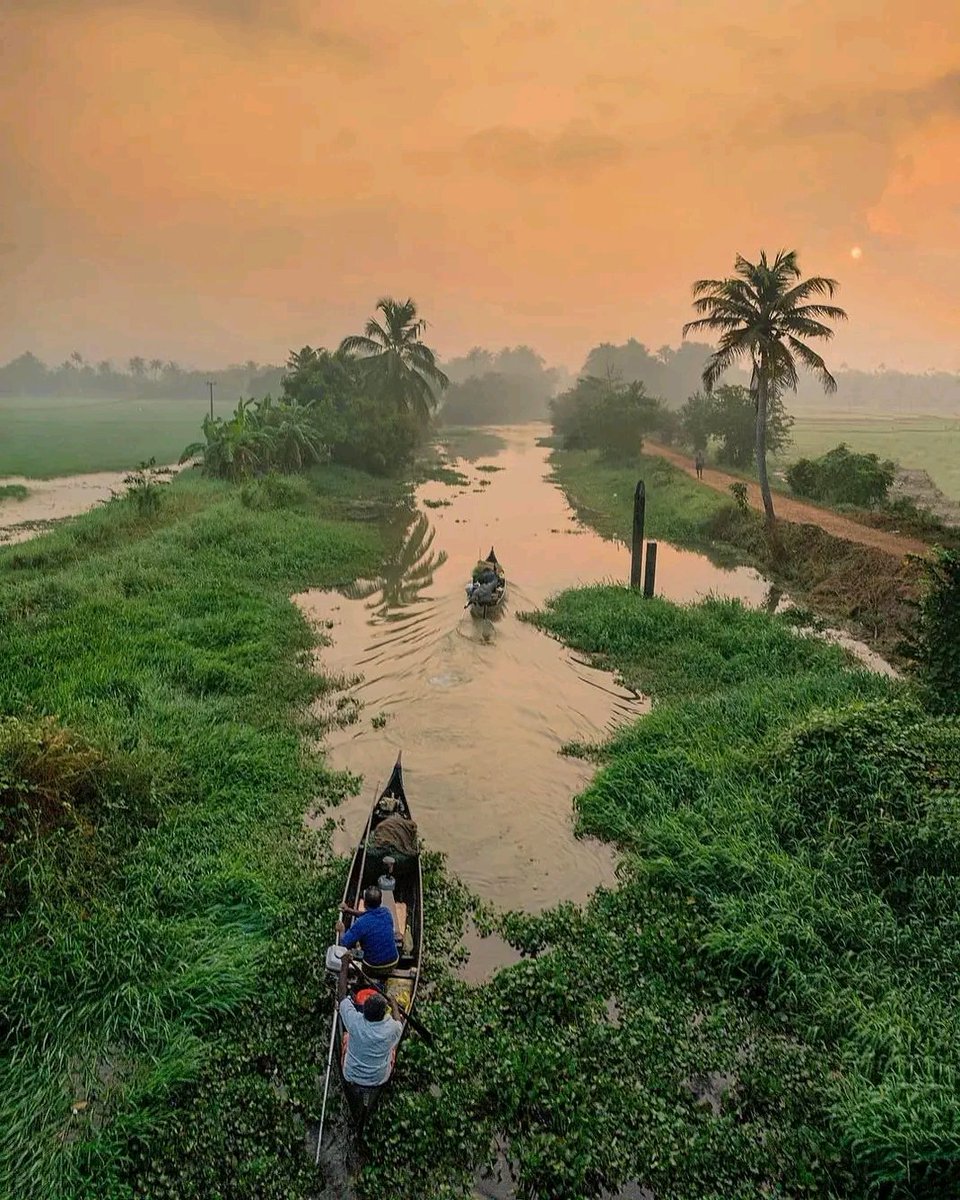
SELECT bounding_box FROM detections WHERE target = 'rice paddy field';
[775,412,960,501]
[0,395,210,477]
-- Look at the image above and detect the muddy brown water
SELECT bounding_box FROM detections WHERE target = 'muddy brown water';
[296,425,772,916]
[0,464,183,544]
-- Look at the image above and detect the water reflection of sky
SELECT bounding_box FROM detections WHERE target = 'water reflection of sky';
[296,424,888,916]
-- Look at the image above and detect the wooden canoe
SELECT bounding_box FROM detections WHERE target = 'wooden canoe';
[334,753,423,1136]
[468,546,506,618]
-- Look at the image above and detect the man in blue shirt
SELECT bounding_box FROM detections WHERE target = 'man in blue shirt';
[337,951,403,1087]
[336,885,399,973]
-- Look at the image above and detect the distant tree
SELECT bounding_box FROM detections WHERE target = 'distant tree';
[550,376,671,461]
[149,358,163,379]
[709,384,793,468]
[684,249,846,527]
[339,297,449,423]
[281,343,421,474]
[679,391,714,452]
[128,356,146,378]
[97,360,112,376]
[0,351,48,395]
[69,351,84,370]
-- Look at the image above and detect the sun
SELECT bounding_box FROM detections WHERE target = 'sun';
[850,246,863,260]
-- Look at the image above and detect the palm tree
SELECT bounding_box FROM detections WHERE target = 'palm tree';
[683,249,846,526]
[339,298,449,423]
[262,397,327,471]
[128,356,146,378]
[149,358,164,379]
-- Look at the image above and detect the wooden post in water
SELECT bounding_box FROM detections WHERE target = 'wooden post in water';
[630,481,645,589]
[643,541,658,598]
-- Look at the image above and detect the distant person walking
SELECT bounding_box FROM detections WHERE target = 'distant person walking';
[694,450,705,480]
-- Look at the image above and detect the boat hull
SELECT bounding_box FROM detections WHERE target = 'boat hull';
[333,755,423,1136]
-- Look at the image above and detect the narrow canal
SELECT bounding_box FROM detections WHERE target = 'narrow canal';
[295,425,771,916]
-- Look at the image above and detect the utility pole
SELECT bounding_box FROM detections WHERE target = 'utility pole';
[206,380,216,420]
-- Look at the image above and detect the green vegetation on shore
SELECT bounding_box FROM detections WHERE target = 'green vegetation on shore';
[0,468,408,1199]
[779,414,960,503]
[550,448,727,552]
[0,483,29,502]
[549,446,925,660]
[3,430,958,1199]
[355,589,958,1198]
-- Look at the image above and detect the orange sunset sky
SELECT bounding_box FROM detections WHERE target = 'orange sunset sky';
[1,0,958,372]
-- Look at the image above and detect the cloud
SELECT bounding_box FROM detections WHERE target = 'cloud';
[3,0,370,59]
[462,123,627,176]
[776,71,960,140]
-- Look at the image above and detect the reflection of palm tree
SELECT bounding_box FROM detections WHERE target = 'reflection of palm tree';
[342,509,447,616]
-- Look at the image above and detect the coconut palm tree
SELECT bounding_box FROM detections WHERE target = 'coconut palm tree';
[128,356,146,378]
[149,358,164,379]
[683,249,846,526]
[339,298,449,423]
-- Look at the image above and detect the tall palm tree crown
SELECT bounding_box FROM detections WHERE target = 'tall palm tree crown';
[339,297,449,424]
[683,249,847,525]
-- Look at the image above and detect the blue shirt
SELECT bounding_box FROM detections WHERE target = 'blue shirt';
[339,996,403,1086]
[340,906,397,965]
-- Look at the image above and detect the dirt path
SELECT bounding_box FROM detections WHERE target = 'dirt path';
[645,441,929,560]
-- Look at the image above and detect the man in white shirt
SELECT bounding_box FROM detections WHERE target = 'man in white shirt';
[337,951,404,1087]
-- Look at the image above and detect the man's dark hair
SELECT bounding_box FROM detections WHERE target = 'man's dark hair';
[363,885,382,909]
[362,993,387,1021]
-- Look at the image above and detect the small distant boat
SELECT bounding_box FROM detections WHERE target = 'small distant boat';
[334,755,423,1136]
[467,546,506,618]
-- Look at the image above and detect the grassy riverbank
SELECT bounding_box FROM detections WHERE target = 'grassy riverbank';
[364,590,957,1199]
[0,466,413,1198]
[550,447,923,660]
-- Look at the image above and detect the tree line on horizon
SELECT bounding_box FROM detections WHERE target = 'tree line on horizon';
[2,342,956,420]
[0,351,284,404]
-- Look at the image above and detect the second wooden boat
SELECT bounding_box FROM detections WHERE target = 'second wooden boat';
[467,546,506,618]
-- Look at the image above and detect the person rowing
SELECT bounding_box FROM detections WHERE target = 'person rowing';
[336,884,399,975]
[336,950,403,1087]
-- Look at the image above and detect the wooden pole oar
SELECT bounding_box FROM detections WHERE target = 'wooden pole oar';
[314,994,339,1165]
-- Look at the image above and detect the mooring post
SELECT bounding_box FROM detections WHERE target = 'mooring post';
[643,541,658,598]
[630,481,645,589]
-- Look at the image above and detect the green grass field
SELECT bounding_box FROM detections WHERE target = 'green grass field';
[775,413,960,500]
[0,394,211,477]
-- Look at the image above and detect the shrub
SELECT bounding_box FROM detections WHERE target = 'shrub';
[904,548,960,713]
[729,482,749,512]
[787,443,896,507]
[550,376,673,462]
[240,473,310,511]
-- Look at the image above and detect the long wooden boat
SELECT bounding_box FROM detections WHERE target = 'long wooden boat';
[334,753,423,1136]
[468,546,506,618]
